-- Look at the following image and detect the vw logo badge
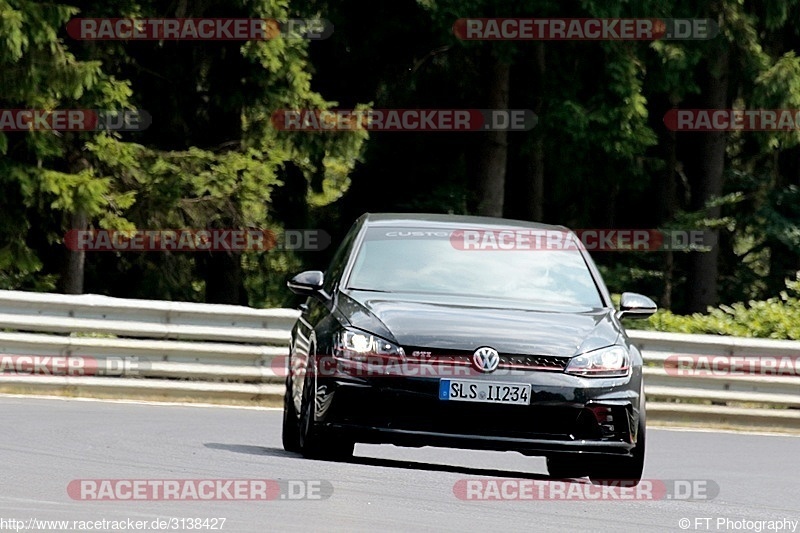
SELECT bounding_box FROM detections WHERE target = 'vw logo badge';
[472,347,500,373]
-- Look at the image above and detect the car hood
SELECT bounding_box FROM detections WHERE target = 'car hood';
[336,291,620,356]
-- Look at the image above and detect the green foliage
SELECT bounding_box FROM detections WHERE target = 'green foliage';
[626,276,800,339]
[3,0,800,313]
[0,0,132,289]
[0,0,366,302]
[243,249,304,308]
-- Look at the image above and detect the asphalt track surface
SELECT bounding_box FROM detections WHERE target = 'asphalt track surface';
[1,396,799,533]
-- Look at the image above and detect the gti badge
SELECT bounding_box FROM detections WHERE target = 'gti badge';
[472,347,500,373]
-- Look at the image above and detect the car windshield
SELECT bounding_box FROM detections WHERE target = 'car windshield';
[346,227,604,307]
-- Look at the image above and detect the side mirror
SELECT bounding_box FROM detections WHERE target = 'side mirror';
[617,292,657,320]
[287,270,330,302]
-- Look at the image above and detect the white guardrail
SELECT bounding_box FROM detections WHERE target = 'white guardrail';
[0,289,798,430]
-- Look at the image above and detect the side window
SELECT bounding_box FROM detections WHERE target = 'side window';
[322,223,360,293]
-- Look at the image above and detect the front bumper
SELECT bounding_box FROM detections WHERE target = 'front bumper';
[312,370,643,457]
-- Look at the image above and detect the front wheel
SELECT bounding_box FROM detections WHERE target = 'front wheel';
[298,374,354,461]
[281,372,301,453]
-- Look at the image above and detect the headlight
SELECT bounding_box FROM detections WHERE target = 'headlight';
[333,329,405,362]
[565,346,630,377]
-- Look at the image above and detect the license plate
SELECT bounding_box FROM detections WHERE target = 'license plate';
[439,379,531,405]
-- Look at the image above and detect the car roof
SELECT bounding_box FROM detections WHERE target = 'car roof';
[360,212,569,231]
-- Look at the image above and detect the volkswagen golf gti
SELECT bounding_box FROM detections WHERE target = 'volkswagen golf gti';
[281,213,657,484]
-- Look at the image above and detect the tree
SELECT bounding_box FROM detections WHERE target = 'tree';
[0,0,133,293]
[0,0,366,306]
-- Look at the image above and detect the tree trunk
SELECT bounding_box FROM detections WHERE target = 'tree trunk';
[522,42,545,221]
[770,146,800,290]
[687,49,729,313]
[476,52,510,218]
[59,210,86,294]
[660,126,679,309]
[59,154,91,295]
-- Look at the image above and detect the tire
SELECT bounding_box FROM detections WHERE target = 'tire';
[588,400,646,486]
[281,372,301,453]
[298,372,354,461]
[547,456,588,479]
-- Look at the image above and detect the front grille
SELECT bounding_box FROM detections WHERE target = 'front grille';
[402,347,569,372]
[501,354,569,371]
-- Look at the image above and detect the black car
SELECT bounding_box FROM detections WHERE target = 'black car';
[282,213,656,484]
